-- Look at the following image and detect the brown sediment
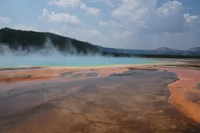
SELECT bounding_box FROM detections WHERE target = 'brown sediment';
[165,61,200,70]
[0,76,54,83]
[0,67,128,84]
[0,67,44,71]
[0,68,74,83]
[164,68,200,123]
[127,67,158,71]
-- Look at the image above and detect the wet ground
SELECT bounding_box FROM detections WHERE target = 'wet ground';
[0,69,200,133]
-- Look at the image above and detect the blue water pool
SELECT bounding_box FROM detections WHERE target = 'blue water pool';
[0,55,173,67]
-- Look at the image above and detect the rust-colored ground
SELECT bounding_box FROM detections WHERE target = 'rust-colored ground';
[131,63,200,123]
[0,63,200,133]
[164,68,200,123]
[0,67,127,83]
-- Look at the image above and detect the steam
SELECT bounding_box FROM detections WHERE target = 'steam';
[0,38,163,67]
[0,38,79,56]
[0,38,111,67]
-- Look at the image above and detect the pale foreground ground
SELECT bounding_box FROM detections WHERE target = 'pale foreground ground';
[0,61,200,133]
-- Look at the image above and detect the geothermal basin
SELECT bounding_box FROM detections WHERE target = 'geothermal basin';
[0,58,200,133]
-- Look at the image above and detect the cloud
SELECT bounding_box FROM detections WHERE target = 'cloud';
[50,0,200,49]
[41,0,200,49]
[111,0,191,34]
[0,16,12,23]
[157,1,184,15]
[184,14,198,23]
[65,28,104,46]
[79,3,100,15]
[143,1,188,34]
[68,29,133,49]
[70,28,101,39]
[184,13,200,30]
[48,0,80,8]
[99,20,124,27]
[111,0,157,23]
[48,0,100,15]
[48,25,134,48]
[13,24,37,31]
[69,28,134,48]
[49,27,102,42]
[111,30,133,38]
[49,25,70,36]
[90,0,116,8]
[39,8,83,26]
[2,0,199,50]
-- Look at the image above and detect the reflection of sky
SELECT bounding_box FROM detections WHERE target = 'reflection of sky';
[0,55,171,67]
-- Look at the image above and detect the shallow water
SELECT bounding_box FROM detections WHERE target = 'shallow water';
[0,55,172,67]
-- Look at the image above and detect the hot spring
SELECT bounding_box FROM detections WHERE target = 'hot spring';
[0,54,172,68]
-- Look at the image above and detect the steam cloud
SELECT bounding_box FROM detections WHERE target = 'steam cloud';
[0,38,80,56]
[0,38,160,67]
[0,38,123,67]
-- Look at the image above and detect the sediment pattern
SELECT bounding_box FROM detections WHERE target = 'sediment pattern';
[0,69,200,133]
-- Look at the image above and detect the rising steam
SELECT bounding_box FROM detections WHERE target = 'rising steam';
[0,38,164,67]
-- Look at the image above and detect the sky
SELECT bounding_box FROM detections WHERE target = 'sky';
[0,0,200,50]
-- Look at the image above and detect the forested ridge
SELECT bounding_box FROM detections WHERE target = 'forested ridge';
[0,27,101,54]
[0,27,200,59]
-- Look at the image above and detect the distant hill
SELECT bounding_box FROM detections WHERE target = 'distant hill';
[153,47,185,55]
[188,47,200,52]
[153,47,200,55]
[155,47,179,52]
[104,47,200,56]
[0,28,199,57]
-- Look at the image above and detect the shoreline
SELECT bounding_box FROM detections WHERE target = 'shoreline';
[0,61,180,71]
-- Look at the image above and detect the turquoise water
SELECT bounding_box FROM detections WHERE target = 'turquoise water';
[0,55,172,67]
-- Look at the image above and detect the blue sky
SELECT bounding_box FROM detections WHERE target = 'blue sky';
[0,0,200,50]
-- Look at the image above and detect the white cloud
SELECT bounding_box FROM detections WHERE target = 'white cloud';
[157,1,184,15]
[43,0,200,49]
[48,0,80,8]
[111,0,157,23]
[111,0,191,34]
[49,29,63,36]
[68,28,104,46]
[13,24,37,31]
[184,13,200,30]
[69,28,134,48]
[111,30,133,38]
[99,21,107,26]
[0,16,12,23]
[80,3,100,15]
[39,8,83,26]
[144,1,188,33]
[184,14,198,23]
[71,28,101,37]
[49,25,70,36]
[91,0,116,8]
[99,20,123,27]
[48,0,100,15]
[101,0,200,49]
[49,24,135,48]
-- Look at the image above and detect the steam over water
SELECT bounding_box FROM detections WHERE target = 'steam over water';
[0,41,171,67]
